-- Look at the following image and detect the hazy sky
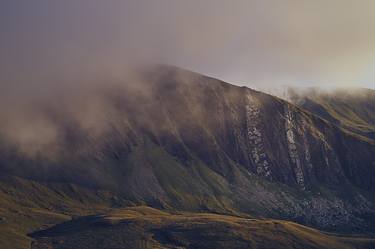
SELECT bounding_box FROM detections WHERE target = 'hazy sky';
[1,0,375,89]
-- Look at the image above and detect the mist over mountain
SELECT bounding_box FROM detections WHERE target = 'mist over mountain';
[2,1,375,90]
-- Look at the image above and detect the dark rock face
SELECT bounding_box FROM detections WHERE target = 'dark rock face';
[0,66,374,232]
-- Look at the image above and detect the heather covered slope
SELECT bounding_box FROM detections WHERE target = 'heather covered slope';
[0,66,375,248]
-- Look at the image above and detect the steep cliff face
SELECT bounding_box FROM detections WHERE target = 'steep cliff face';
[0,66,374,232]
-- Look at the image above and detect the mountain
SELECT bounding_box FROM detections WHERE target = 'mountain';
[0,65,374,248]
[287,87,375,141]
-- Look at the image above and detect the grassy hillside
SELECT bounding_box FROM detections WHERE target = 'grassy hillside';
[30,206,375,249]
[1,166,374,248]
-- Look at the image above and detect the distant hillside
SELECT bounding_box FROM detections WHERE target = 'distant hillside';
[287,87,375,141]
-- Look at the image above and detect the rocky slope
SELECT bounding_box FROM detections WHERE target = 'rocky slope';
[0,66,374,248]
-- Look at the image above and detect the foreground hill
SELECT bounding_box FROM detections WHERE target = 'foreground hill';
[0,65,374,248]
[30,206,375,249]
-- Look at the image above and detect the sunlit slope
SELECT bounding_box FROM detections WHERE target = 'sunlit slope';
[30,206,375,249]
